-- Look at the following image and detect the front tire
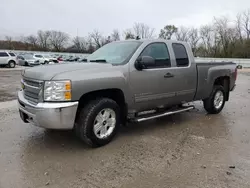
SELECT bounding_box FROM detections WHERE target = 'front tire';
[74,98,121,147]
[8,61,16,68]
[203,85,226,114]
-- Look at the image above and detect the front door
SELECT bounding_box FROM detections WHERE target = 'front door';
[129,42,179,112]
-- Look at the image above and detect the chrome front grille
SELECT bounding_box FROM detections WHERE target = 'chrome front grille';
[22,78,43,104]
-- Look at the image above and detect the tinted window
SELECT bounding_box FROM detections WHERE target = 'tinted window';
[35,55,43,58]
[0,52,9,57]
[172,43,189,67]
[140,43,170,68]
[9,53,16,56]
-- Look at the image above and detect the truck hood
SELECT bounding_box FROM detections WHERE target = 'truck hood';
[22,63,113,80]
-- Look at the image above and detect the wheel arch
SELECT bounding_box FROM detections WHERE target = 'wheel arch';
[213,76,230,101]
[75,88,127,123]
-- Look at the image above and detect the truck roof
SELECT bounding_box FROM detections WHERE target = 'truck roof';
[116,39,188,45]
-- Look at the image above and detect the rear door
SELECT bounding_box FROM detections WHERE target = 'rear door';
[0,52,10,65]
[167,43,197,103]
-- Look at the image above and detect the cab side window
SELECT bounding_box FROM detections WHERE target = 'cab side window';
[140,43,171,68]
[172,43,189,67]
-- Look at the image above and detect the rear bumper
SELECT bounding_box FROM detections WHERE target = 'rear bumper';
[18,90,78,129]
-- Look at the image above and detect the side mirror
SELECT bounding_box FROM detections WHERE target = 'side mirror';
[135,56,155,70]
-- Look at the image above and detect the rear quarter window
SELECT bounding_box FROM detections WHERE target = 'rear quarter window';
[172,43,189,67]
[9,53,16,57]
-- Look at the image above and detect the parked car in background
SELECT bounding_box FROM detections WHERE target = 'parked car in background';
[33,54,55,64]
[43,54,59,63]
[66,56,80,62]
[17,55,25,65]
[33,54,47,64]
[59,55,71,62]
[0,51,17,68]
[57,56,63,62]
[18,54,40,66]
[78,58,87,62]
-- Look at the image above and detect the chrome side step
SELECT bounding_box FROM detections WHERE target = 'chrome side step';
[130,106,195,123]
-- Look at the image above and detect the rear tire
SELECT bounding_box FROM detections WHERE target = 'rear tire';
[8,61,16,68]
[203,85,226,114]
[74,98,121,147]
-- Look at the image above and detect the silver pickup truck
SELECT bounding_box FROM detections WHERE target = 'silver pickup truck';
[18,39,237,147]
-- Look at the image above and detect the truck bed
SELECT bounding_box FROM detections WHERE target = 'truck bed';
[194,61,237,101]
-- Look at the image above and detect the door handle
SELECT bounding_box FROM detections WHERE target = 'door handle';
[164,73,174,78]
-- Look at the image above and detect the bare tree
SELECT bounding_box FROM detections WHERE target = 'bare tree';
[90,30,103,48]
[132,22,155,39]
[86,36,95,53]
[235,13,244,42]
[199,25,218,56]
[72,36,87,52]
[37,30,51,50]
[187,28,200,55]
[102,36,111,46]
[214,16,232,56]
[5,36,12,42]
[49,30,69,51]
[124,29,135,39]
[242,9,250,39]
[200,25,212,48]
[159,25,178,39]
[175,27,189,41]
[5,36,12,49]
[111,29,120,41]
[25,35,38,47]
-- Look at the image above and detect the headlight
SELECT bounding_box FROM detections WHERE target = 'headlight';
[44,80,72,101]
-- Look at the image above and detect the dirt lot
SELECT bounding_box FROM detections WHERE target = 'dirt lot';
[0,69,250,188]
[0,69,22,102]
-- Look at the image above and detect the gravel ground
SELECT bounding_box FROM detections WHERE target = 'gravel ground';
[0,69,22,102]
[0,70,250,188]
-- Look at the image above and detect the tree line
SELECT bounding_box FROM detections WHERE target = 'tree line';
[1,9,250,58]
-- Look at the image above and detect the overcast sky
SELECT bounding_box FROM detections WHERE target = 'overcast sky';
[1,0,249,39]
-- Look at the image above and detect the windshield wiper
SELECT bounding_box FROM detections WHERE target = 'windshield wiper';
[89,59,107,63]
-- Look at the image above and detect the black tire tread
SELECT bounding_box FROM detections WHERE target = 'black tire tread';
[203,85,225,114]
[75,98,120,147]
[8,60,16,68]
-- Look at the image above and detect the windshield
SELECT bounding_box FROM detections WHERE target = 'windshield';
[86,41,142,65]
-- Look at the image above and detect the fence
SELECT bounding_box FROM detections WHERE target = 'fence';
[196,57,250,67]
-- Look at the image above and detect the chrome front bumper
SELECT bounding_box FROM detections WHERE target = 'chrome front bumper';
[18,90,78,129]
